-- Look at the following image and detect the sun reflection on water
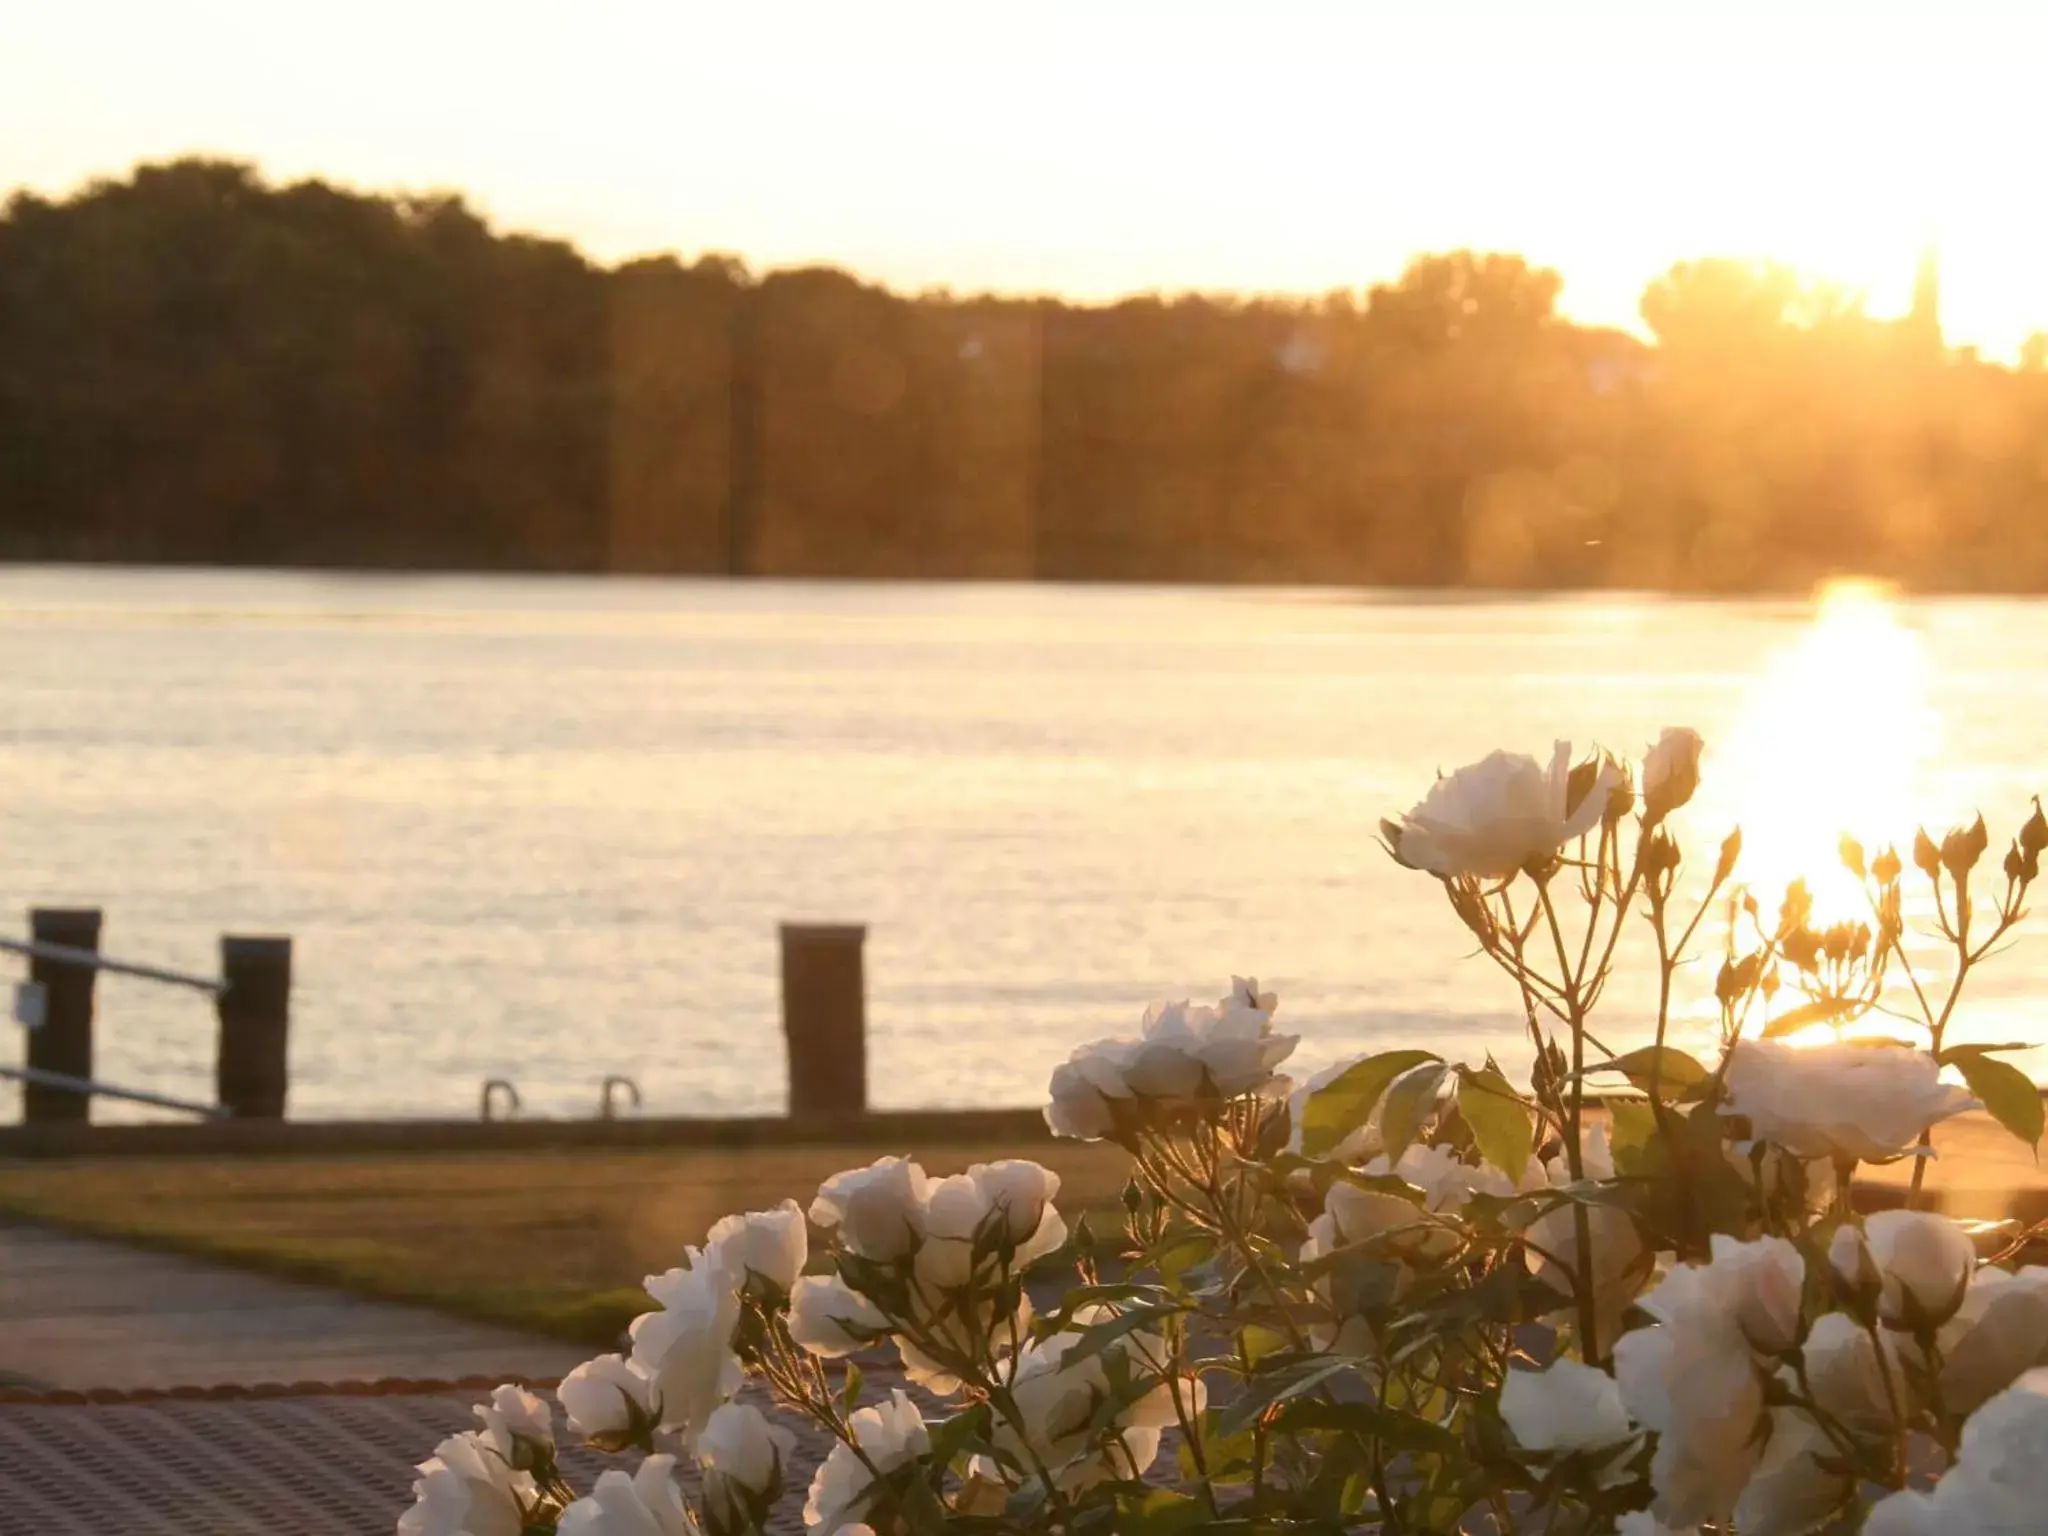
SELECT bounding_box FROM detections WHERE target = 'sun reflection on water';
[1720,579,1939,935]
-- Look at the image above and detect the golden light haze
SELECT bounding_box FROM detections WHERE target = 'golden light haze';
[4,0,2046,356]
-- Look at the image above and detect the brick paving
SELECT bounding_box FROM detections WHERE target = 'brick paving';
[0,1220,921,1533]
[0,1373,923,1535]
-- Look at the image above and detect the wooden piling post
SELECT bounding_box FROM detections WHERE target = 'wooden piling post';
[24,907,102,1124]
[217,935,292,1119]
[781,924,866,1120]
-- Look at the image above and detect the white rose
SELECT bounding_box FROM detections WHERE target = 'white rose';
[973,1159,1065,1249]
[896,1287,1033,1394]
[1122,1002,1211,1098]
[1314,1181,1454,1260]
[1523,1195,1649,1358]
[1907,1264,2048,1416]
[787,1273,891,1357]
[1731,1410,1851,1536]
[1543,1121,1617,1184]
[1045,986,1295,1137]
[803,1388,929,1533]
[556,1453,697,1536]
[1191,979,1298,1095]
[1721,1039,1976,1164]
[1300,1182,1459,1353]
[397,1430,535,1536]
[1827,1222,1883,1308]
[1865,1209,1976,1328]
[1641,727,1703,820]
[1862,1491,1937,1536]
[810,1156,931,1261]
[1801,1311,1897,1433]
[1387,740,1620,879]
[707,1199,808,1294]
[1498,1358,1634,1457]
[558,1354,658,1445]
[1729,1144,1836,1217]
[991,1307,1207,1493]
[473,1383,554,1470]
[1371,1141,1515,1213]
[698,1401,797,1527]
[1707,1234,1805,1355]
[630,1256,745,1447]
[1045,1054,1123,1141]
[1613,1263,1767,1527]
[1862,1367,2048,1535]
[916,1160,1067,1289]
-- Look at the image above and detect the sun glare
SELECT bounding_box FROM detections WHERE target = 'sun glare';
[1719,580,1936,931]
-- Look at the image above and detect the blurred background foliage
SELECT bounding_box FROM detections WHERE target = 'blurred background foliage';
[5,159,2046,591]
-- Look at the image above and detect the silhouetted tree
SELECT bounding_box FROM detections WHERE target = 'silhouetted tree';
[4,160,2048,592]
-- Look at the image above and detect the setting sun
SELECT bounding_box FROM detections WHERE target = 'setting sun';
[1719,581,1938,930]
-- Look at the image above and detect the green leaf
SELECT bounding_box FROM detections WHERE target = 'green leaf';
[1239,1323,1290,1367]
[1272,1397,1461,1455]
[1941,1041,2034,1062]
[1218,1353,1369,1436]
[1300,1049,1440,1159]
[1059,1301,1184,1368]
[1760,996,1857,1039]
[1592,1045,1710,1099]
[1456,1064,1533,1175]
[924,1401,992,1470]
[1115,1489,1209,1536]
[1153,1232,1213,1286]
[1178,1413,1260,1485]
[839,1359,863,1414]
[1606,1097,1663,1174]
[1952,1051,2044,1152]
[1379,1060,1451,1166]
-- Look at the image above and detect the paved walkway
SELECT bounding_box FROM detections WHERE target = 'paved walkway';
[0,1223,584,1392]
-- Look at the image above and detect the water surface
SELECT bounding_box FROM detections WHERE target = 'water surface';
[2,569,2041,1122]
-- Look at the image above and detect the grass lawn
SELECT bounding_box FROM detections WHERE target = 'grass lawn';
[1,1109,2036,1350]
[0,1137,1134,1346]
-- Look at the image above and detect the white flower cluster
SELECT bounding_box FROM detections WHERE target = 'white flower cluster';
[806,1155,1065,1394]
[387,724,2048,1536]
[399,1148,1106,1535]
[398,1387,552,1536]
[400,1200,812,1536]
[1589,1211,2048,1533]
[1045,977,1297,1141]
[1866,1368,2048,1535]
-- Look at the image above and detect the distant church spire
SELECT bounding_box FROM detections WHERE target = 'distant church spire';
[1907,241,1943,352]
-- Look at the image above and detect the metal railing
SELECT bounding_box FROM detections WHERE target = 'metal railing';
[7,913,244,1122]
[0,935,226,995]
[0,1063,228,1119]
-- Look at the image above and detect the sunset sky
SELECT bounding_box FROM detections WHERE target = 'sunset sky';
[6,0,2046,354]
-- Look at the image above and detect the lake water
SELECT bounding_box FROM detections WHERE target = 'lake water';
[2,568,2044,1124]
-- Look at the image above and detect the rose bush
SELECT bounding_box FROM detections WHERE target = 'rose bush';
[397,733,2048,1534]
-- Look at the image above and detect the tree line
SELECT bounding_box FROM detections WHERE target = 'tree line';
[4,158,2046,591]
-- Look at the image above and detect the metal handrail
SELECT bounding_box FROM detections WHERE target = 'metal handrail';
[0,936,225,995]
[600,1075,642,1119]
[480,1078,521,1122]
[0,1063,227,1119]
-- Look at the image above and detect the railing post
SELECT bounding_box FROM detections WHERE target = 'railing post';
[24,908,101,1124]
[781,924,866,1120]
[217,935,292,1119]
